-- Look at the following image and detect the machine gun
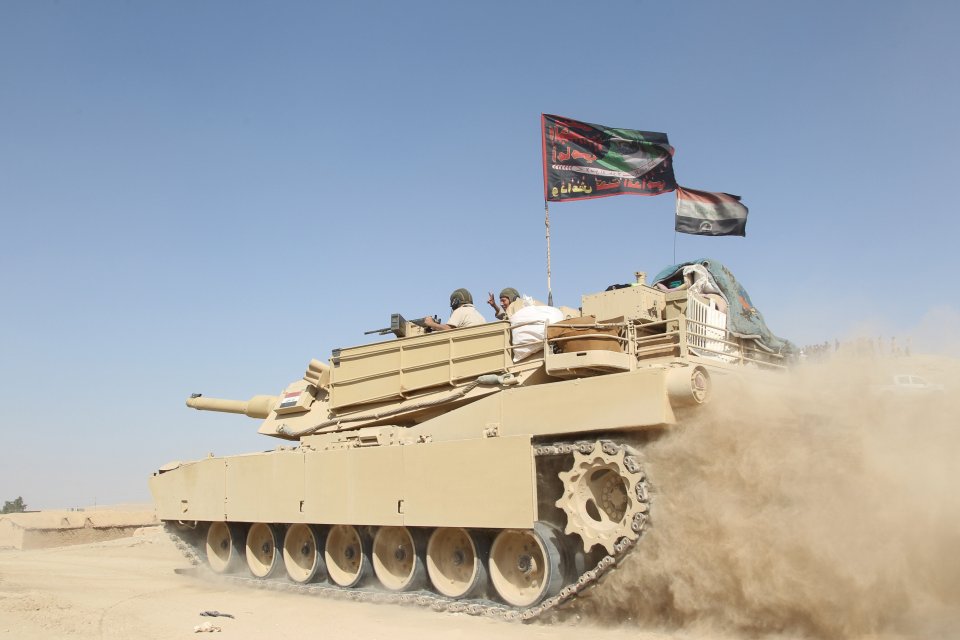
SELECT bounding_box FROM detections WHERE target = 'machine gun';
[364,313,440,338]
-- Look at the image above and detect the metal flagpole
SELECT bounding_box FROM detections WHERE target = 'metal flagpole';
[672,188,678,263]
[545,200,553,306]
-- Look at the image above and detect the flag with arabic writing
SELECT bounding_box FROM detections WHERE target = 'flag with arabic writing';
[541,114,677,202]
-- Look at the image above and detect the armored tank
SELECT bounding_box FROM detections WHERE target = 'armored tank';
[151,260,790,620]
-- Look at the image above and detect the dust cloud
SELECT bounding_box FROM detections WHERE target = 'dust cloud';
[573,354,960,639]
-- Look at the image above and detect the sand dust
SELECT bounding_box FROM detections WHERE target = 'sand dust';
[574,354,960,638]
[0,356,956,639]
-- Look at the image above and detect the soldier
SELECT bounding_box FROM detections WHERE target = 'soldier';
[487,287,526,320]
[423,288,486,331]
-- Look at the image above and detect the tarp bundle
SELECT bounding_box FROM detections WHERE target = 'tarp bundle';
[653,258,794,356]
[509,305,564,361]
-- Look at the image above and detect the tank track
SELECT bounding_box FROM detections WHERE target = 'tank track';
[165,439,649,622]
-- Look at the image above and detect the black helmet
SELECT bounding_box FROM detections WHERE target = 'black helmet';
[450,288,473,309]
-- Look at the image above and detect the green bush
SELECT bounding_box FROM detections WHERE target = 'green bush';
[2,496,27,514]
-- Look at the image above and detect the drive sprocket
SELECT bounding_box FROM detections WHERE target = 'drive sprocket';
[555,441,648,553]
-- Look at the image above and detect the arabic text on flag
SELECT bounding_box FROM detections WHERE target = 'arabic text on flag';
[541,114,677,202]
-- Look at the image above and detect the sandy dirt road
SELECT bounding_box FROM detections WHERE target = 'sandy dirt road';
[0,530,684,640]
[0,518,955,640]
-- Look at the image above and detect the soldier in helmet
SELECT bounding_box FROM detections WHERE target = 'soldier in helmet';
[487,287,526,320]
[423,288,486,331]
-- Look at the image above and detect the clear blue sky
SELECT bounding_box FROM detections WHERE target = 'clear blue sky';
[2,1,958,509]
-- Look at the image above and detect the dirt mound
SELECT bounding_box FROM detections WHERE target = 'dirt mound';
[0,508,157,550]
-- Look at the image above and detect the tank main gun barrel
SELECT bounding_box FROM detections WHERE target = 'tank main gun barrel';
[186,393,278,419]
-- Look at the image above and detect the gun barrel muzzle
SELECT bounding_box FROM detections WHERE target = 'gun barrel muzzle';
[186,394,278,419]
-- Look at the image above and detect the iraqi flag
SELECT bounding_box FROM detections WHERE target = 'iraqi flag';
[675,187,748,237]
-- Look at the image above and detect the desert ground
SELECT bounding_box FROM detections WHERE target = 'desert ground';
[2,354,958,639]
[0,527,687,640]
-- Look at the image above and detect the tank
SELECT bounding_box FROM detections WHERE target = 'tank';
[151,263,790,620]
